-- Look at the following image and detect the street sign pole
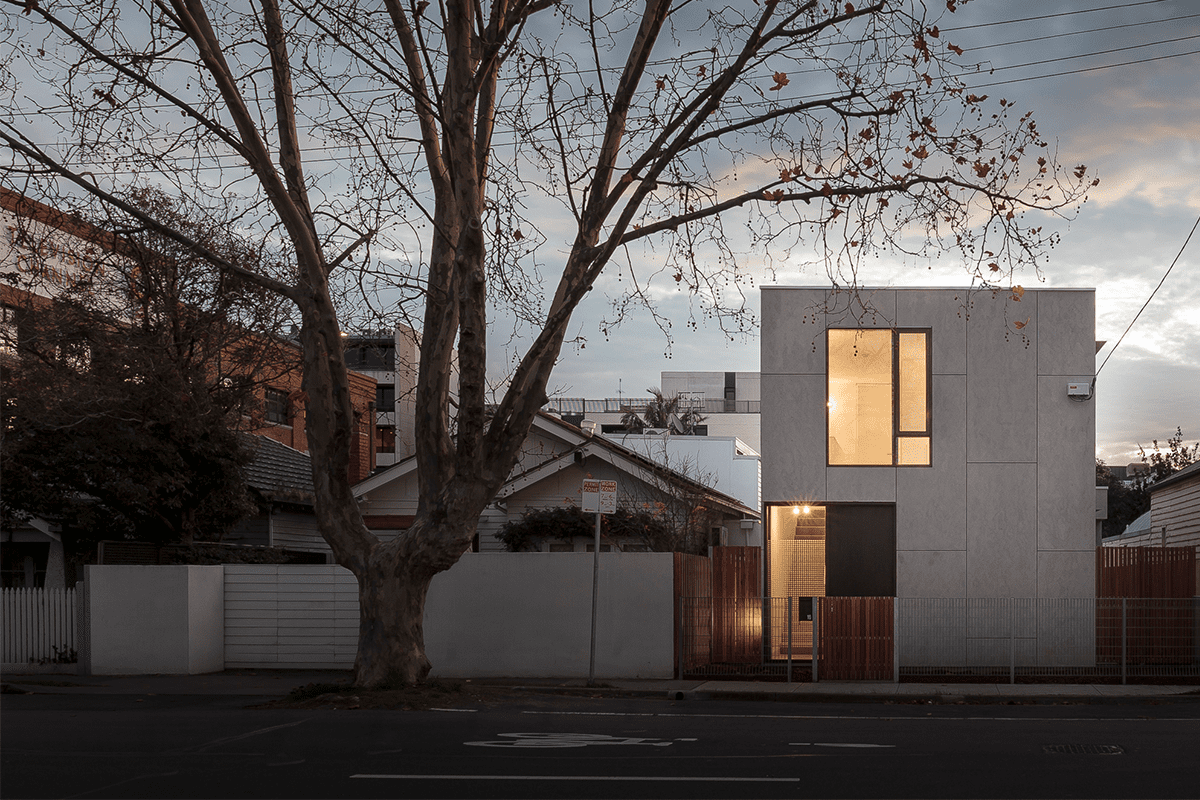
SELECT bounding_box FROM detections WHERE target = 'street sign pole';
[582,479,616,688]
[589,508,600,687]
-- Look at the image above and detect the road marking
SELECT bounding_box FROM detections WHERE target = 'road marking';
[520,710,1200,723]
[791,742,896,748]
[430,707,477,712]
[675,737,698,741]
[176,719,311,753]
[351,774,799,782]
[465,733,673,748]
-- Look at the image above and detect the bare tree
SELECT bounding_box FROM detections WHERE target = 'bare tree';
[1,0,1092,685]
[616,441,723,555]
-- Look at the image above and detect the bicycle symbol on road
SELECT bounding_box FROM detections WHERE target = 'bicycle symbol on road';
[464,733,675,749]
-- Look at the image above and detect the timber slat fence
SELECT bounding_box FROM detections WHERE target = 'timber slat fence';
[679,596,1200,682]
[1,587,76,665]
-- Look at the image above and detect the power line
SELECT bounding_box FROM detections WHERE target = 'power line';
[1097,211,1200,375]
[940,0,1171,32]
[971,45,1200,88]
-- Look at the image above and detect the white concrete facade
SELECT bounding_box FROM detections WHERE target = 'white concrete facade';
[761,287,1097,601]
[79,565,224,675]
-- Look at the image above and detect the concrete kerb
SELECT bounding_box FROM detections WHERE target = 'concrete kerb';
[3,669,1199,705]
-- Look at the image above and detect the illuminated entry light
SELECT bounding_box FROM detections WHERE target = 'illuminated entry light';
[792,506,800,516]
[802,505,811,515]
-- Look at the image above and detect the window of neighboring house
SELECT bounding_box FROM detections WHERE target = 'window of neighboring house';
[345,344,395,371]
[375,383,395,412]
[55,341,91,372]
[1,305,17,357]
[264,387,290,425]
[375,425,395,454]
[827,328,930,466]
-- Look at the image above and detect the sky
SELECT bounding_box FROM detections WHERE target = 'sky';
[519,0,1200,467]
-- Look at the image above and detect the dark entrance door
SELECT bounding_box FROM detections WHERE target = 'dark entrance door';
[825,503,896,597]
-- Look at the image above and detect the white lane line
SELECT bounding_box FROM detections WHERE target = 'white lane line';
[430,707,477,712]
[791,743,896,748]
[351,774,799,782]
[176,719,311,753]
[520,710,1200,723]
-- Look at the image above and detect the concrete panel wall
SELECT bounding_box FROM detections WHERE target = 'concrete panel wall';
[424,553,675,679]
[761,373,826,501]
[966,290,1038,463]
[762,287,1096,603]
[897,374,967,552]
[84,565,223,675]
[967,462,1038,597]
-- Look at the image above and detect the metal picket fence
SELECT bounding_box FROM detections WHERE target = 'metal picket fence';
[1,586,77,665]
[678,596,1200,683]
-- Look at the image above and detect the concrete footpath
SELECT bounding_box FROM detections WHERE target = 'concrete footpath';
[3,669,1199,704]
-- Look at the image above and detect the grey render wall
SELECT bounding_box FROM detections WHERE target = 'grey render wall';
[221,555,675,678]
[761,287,1096,600]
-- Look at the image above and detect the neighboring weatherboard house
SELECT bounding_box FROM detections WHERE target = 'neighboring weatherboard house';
[760,287,1097,603]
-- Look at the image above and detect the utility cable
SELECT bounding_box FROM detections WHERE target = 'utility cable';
[1097,211,1200,375]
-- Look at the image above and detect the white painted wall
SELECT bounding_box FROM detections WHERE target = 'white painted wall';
[224,556,675,677]
[82,565,224,675]
[425,553,675,678]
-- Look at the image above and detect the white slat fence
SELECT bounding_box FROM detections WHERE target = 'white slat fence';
[2,587,76,664]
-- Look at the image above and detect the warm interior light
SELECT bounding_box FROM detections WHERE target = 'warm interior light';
[792,506,800,515]
[802,505,811,515]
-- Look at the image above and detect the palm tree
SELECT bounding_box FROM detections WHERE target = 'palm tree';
[620,388,706,435]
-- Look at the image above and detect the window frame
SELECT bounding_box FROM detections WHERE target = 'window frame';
[826,327,932,467]
[264,387,290,426]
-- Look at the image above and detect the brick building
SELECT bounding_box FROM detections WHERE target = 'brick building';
[2,189,375,584]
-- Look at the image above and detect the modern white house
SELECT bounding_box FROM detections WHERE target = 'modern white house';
[760,287,1098,607]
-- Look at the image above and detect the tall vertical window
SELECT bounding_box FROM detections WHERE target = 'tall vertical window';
[264,387,289,425]
[827,329,930,466]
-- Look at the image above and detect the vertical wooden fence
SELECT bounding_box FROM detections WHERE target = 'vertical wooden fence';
[712,547,762,663]
[1096,546,1196,667]
[1,587,76,665]
[673,553,712,673]
[817,596,894,680]
[1097,546,1196,598]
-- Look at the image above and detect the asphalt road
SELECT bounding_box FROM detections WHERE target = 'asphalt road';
[4,691,1200,799]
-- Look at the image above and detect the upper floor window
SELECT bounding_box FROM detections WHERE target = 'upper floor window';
[827,329,930,466]
[264,387,289,425]
[1,305,18,358]
[375,383,395,411]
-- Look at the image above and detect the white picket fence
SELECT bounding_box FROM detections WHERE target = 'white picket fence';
[1,587,76,665]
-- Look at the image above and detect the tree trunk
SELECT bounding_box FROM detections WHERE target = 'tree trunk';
[353,548,435,686]
[350,515,480,687]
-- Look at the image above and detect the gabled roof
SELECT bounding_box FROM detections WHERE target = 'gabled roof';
[1149,460,1200,494]
[244,435,314,505]
[353,412,759,519]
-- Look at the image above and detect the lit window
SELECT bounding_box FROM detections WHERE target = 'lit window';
[827,329,930,466]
